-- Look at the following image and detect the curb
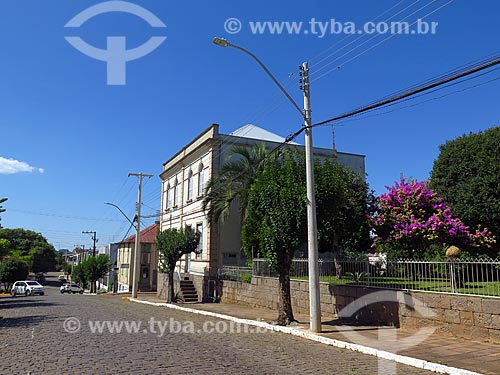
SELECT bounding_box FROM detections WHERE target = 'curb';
[129,298,484,375]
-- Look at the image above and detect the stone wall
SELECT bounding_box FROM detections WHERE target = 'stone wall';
[157,272,180,301]
[220,276,500,343]
[158,272,218,302]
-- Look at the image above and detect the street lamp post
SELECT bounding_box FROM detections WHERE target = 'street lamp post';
[212,37,321,332]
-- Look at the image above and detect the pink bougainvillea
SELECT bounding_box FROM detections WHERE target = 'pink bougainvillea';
[372,179,495,251]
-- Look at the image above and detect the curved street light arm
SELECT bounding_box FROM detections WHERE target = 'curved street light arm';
[213,37,304,119]
[105,202,136,228]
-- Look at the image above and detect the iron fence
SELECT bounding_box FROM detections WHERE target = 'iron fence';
[250,258,500,298]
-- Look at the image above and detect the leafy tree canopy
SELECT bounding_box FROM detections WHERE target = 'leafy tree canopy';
[71,255,111,290]
[0,228,55,257]
[242,149,376,324]
[430,127,500,255]
[72,263,89,287]
[86,255,112,283]
[157,226,200,302]
[30,246,57,273]
[372,178,495,259]
[0,257,29,287]
[242,150,306,325]
[0,239,10,259]
[315,159,376,256]
[203,144,267,224]
[242,151,307,270]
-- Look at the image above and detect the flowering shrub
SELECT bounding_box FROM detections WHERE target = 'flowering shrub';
[372,178,495,258]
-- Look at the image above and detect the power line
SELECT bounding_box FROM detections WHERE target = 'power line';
[310,0,424,73]
[332,73,500,126]
[8,208,127,222]
[343,51,500,112]
[311,0,455,83]
[309,0,409,67]
[311,53,500,128]
[345,66,500,119]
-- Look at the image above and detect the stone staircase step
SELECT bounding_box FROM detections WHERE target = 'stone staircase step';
[178,277,198,303]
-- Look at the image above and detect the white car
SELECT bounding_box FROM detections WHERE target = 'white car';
[11,281,45,296]
[60,283,84,294]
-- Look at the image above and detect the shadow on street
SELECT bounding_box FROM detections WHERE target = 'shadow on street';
[0,314,52,328]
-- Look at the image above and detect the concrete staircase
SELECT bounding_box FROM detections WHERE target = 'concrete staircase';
[178,277,198,303]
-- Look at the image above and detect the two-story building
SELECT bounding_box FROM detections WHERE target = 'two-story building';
[159,123,365,301]
[116,222,159,292]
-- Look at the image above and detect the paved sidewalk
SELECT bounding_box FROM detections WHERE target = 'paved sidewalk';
[132,294,500,375]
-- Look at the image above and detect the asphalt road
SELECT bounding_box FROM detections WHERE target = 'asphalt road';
[0,275,436,375]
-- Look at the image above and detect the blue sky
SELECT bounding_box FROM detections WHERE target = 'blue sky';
[1,0,499,250]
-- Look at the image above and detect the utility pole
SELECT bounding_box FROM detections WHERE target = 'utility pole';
[82,231,97,257]
[82,231,98,292]
[212,37,321,333]
[129,172,153,298]
[301,62,321,333]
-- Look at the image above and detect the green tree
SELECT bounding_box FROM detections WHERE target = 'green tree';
[86,255,112,293]
[372,178,494,259]
[0,228,57,272]
[72,263,89,288]
[54,251,66,272]
[157,226,200,303]
[242,150,376,324]
[0,258,29,290]
[62,263,72,276]
[242,151,307,325]
[70,256,111,292]
[315,159,376,278]
[0,239,10,259]
[203,144,267,224]
[0,197,7,228]
[316,159,376,256]
[0,228,47,256]
[29,245,57,273]
[430,127,500,256]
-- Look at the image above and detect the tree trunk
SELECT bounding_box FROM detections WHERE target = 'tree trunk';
[167,269,175,303]
[275,258,295,325]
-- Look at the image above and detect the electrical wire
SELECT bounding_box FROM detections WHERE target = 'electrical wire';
[310,53,500,128]
[310,0,455,84]
[332,73,500,126]
[310,0,421,70]
[342,50,500,112]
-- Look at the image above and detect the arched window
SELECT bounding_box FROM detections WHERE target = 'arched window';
[173,178,178,207]
[198,163,205,196]
[165,183,171,209]
[196,223,203,259]
[187,170,194,200]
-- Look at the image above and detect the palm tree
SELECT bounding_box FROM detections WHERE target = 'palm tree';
[203,144,267,225]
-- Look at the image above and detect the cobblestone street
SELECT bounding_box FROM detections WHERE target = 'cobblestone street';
[1,279,436,375]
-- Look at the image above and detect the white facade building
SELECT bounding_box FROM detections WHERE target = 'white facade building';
[159,123,365,301]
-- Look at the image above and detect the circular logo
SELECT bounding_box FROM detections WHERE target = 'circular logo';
[224,18,242,34]
[63,317,81,334]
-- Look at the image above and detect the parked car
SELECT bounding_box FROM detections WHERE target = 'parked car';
[11,281,45,296]
[60,283,84,294]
